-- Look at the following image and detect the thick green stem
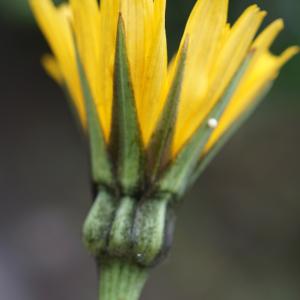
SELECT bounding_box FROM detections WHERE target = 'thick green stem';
[99,259,149,300]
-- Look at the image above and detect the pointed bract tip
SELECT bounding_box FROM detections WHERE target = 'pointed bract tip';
[118,12,124,23]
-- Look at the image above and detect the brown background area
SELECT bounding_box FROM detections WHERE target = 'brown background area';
[0,0,300,299]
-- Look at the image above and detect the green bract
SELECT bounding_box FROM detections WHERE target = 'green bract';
[79,18,264,269]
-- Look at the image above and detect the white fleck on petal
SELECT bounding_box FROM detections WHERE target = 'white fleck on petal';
[208,118,218,129]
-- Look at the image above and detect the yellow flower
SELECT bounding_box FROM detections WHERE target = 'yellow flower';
[30,0,300,282]
[30,0,298,174]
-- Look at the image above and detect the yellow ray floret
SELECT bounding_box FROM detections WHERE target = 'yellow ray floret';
[30,0,85,123]
[41,54,63,85]
[70,0,101,119]
[204,18,299,151]
[30,0,298,157]
[205,45,299,151]
[172,4,267,154]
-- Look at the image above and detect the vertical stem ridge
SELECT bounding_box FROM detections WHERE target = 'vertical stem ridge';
[99,259,149,300]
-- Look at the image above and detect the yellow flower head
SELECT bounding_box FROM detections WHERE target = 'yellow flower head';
[30,1,299,272]
[30,0,298,194]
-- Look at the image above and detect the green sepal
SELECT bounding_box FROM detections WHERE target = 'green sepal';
[110,15,144,195]
[132,195,171,266]
[190,82,273,185]
[83,189,117,256]
[108,197,135,257]
[75,45,114,188]
[147,40,188,182]
[84,192,175,267]
[157,51,255,197]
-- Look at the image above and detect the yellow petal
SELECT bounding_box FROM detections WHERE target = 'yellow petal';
[208,6,266,104]
[71,0,102,128]
[70,0,100,98]
[204,16,299,151]
[31,0,298,162]
[30,0,85,123]
[120,0,153,100]
[138,0,168,144]
[170,0,229,155]
[97,0,120,138]
[205,46,299,151]
[253,19,284,50]
[180,0,229,103]
[103,0,167,144]
[172,2,265,155]
[41,54,63,84]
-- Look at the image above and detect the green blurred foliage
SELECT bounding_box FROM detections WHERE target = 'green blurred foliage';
[0,0,31,24]
[0,0,63,24]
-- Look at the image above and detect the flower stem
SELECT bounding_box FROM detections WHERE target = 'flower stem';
[99,259,149,300]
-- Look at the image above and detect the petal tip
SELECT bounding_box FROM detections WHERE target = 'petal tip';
[280,46,300,64]
[274,18,284,29]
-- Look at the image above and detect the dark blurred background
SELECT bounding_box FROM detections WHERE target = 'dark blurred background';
[0,0,300,299]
